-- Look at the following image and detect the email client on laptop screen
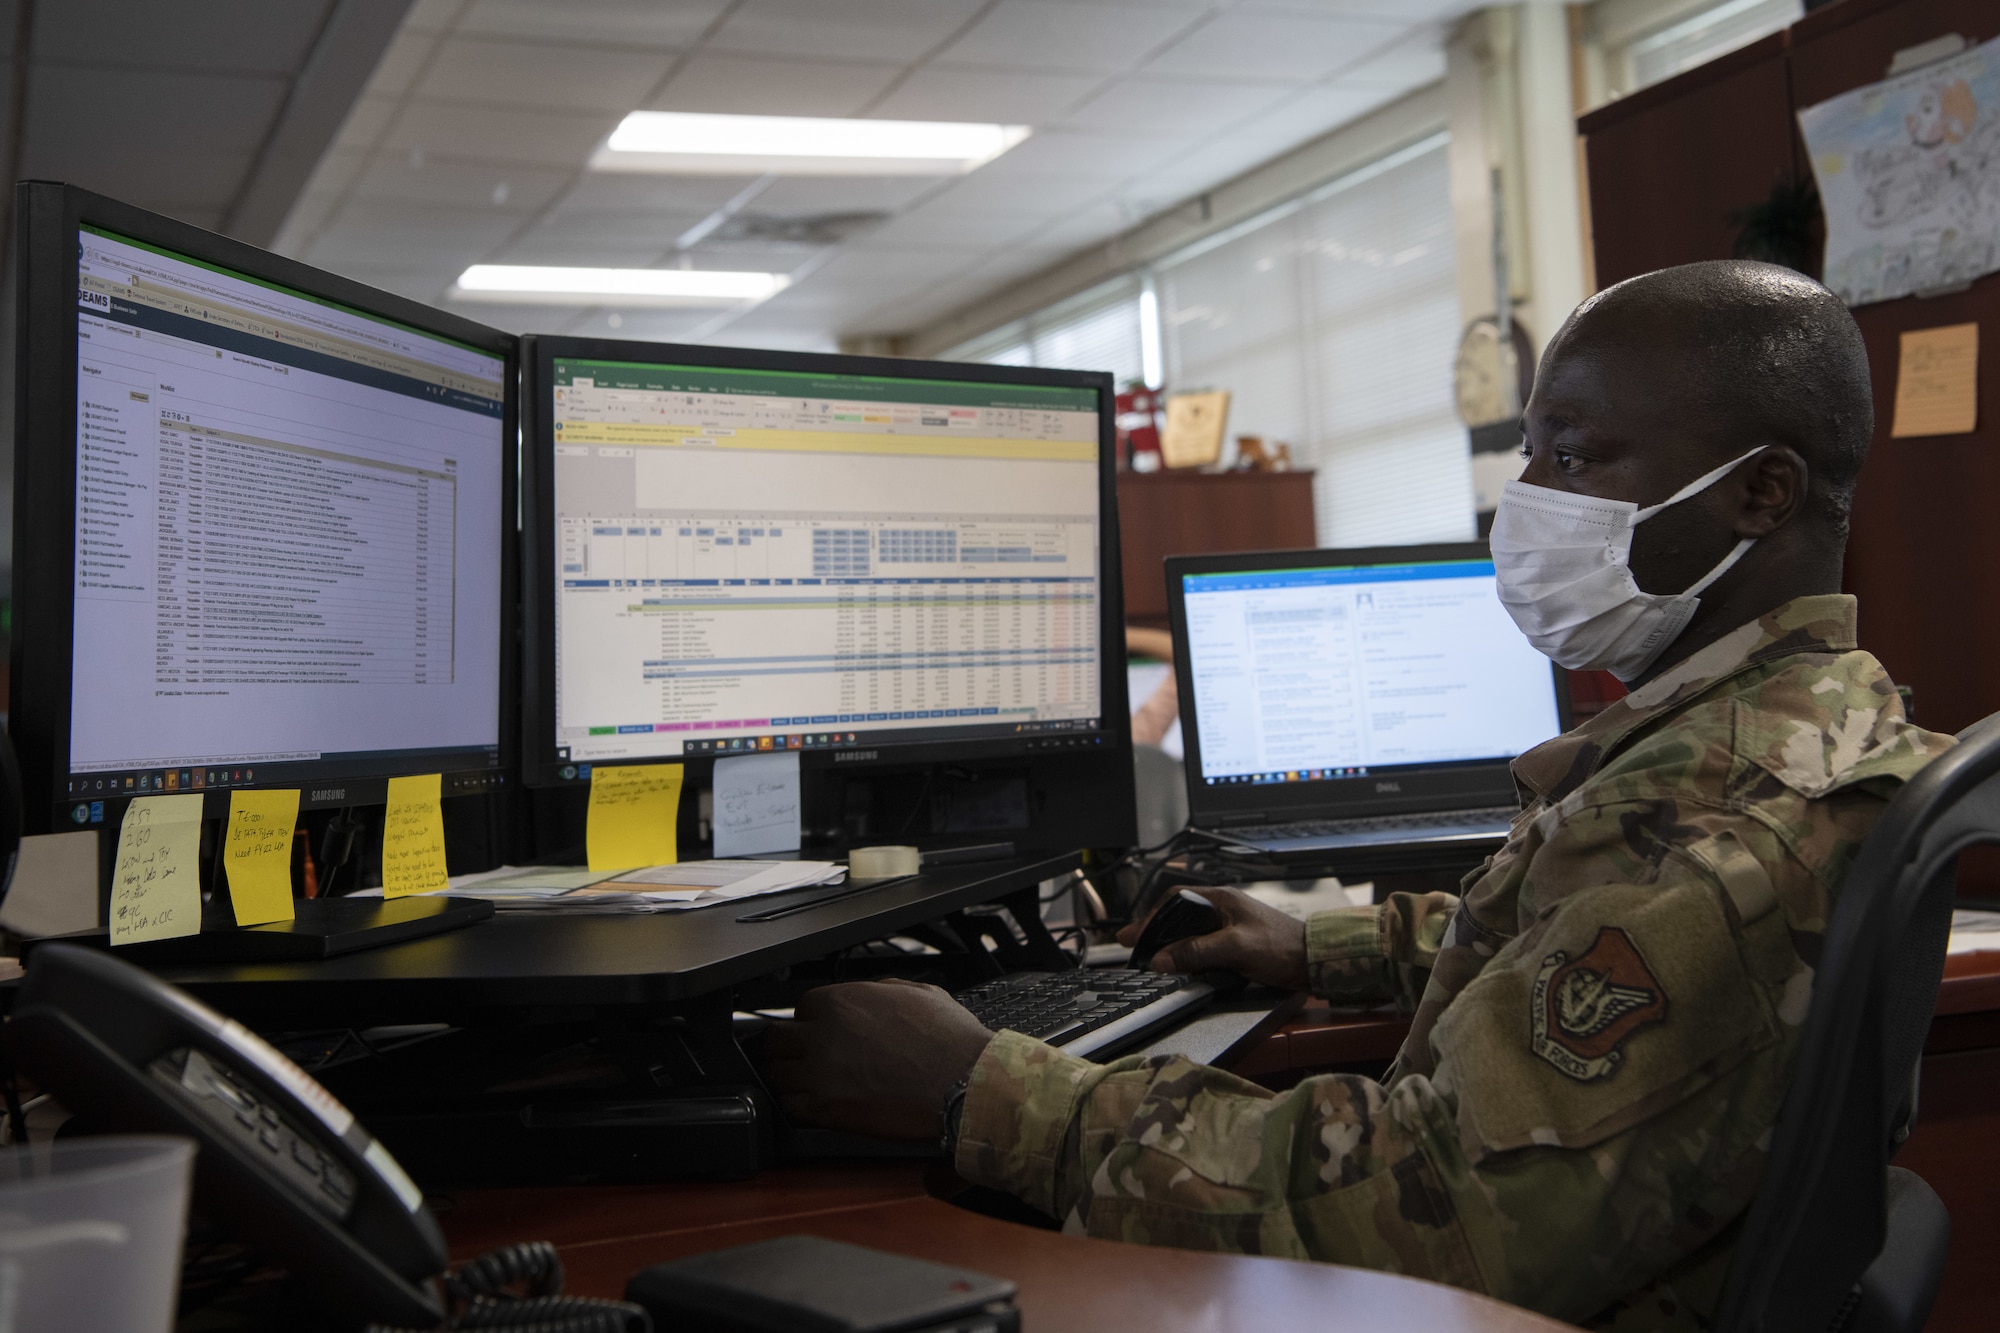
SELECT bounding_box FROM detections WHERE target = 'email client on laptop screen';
[1166,544,1568,858]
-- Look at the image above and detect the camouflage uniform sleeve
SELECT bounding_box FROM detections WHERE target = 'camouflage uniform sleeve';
[1305,891,1458,1009]
[953,796,1830,1326]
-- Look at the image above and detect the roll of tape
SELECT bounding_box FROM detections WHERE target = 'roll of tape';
[849,845,921,879]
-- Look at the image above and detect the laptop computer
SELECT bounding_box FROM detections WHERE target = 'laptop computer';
[1165,543,1570,861]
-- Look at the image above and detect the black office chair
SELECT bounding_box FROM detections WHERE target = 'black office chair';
[1709,715,2000,1332]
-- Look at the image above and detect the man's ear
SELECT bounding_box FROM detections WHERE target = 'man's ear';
[1734,446,1806,538]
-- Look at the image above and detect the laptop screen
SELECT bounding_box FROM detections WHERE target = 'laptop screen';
[1180,556,1563,787]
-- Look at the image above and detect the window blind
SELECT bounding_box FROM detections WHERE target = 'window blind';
[1158,135,1471,546]
[947,278,1145,388]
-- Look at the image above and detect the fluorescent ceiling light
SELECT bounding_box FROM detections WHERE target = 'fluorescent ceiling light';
[591,111,1030,176]
[451,265,788,307]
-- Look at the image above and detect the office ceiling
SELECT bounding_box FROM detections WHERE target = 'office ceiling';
[0,0,407,246]
[300,1,1482,352]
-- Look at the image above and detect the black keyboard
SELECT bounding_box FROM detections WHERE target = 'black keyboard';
[1234,804,1520,842]
[957,970,1215,1059]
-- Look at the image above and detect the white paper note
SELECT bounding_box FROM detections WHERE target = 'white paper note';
[711,751,802,858]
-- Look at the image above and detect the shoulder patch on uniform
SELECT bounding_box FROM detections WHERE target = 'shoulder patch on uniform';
[1530,927,1668,1082]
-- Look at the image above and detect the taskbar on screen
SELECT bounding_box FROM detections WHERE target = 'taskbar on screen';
[555,715,1105,778]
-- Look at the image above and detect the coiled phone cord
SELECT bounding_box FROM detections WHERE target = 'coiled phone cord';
[366,1241,651,1333]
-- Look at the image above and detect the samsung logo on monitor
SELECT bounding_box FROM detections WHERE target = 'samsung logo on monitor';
[309,788,347,802]
[834,750,878,763]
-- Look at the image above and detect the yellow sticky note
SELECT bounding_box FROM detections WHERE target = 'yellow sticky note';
[110,794,205,945]
[381,774,450,898]
[1891,322,1978,438]
[224,790,299,926]
[587,764,683,871]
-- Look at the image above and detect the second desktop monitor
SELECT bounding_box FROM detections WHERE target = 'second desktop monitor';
[519,339,1125,788]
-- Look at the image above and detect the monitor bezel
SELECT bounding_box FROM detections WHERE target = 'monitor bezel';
[11,182,521,833]
[518,333,1133,801]
[1164,541,1572,826]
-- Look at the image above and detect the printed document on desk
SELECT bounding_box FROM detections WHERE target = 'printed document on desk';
[368,860,846,913]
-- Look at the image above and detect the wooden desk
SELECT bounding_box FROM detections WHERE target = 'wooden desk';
[439,1164,1580,1332]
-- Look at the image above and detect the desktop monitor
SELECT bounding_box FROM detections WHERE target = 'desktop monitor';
[10,184,519,834]
[518,337,1135,854]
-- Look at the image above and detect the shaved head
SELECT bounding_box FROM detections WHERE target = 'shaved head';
[1546,260,1873,540]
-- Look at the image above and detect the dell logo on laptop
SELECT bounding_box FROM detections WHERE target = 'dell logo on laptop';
[1375,781,1402,794]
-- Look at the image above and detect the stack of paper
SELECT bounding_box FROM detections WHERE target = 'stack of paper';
[422,861,845,914]
[1948,909,2000,955]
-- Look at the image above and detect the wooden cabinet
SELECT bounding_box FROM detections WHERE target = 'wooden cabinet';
[1580,0,2000,735]
[1580,33,1799,290]
[1114,470,1317,628]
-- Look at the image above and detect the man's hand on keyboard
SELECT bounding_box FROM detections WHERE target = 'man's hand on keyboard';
[764,979,994,1140]
[1120,886,1310,991]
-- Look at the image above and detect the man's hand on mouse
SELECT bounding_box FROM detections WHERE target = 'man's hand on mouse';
[763,979,995,1140]
[1118,886,1311,991]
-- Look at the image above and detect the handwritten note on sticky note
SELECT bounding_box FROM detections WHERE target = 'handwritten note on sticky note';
[1892,322,1979,438]
[382,774,450,898]
[110,793,205,945]
[712,751,802,858]
[587,764,683,871]
[224,789,299,926]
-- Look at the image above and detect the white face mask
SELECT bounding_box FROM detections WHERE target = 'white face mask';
[1490,446,1770,683]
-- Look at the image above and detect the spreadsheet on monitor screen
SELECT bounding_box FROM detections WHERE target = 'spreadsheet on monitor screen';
[548,359,1104,763]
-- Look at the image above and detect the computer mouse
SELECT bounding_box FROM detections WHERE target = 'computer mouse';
[1129,889,1224,971]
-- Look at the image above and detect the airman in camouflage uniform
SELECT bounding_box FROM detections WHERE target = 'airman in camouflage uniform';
[765,261,1951,1331]
[954,593,1952,1329]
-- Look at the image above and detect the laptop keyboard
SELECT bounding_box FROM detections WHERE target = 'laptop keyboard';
[957,970,1204,1055]
[1239,805,1521,841]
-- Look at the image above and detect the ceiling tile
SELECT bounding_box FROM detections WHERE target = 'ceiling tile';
[1059,76,1293,133]
[439,299,593,334]
[1143,10,1404,82]
[708,0,987,63]
[554,173,757,216]
[1246,0,1483,23]
[335,94,401,151]
[416,38,670,114]
[963,128,1176,179]
[921,171,1110,217]
[404,0,464,34]
[365,32,440,97]
[384,101,621,167]
[648,55,901,117]
[1328,32,1448,88]
[858,208,1045,250]
[35,0,332,74]
[803,246,995,287]
[304,201,524,266]
[936,2,1209,74]
[20,69,281,205]
[571,308,732,342]
[353,157,573,212]
[505,210,697,254]
[457,0,733,47]
[322,262,471,304]
[865,67,1105,124]
[754,175,943,214]
[1022,201,1132,253]
[303,145,372,198]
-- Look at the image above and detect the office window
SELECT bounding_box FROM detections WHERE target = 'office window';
[1158,134,1471,547]
[948,279,1146,388]
[1588,0,1803,106]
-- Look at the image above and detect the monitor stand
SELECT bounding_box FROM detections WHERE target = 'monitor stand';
[30,896,495,965]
